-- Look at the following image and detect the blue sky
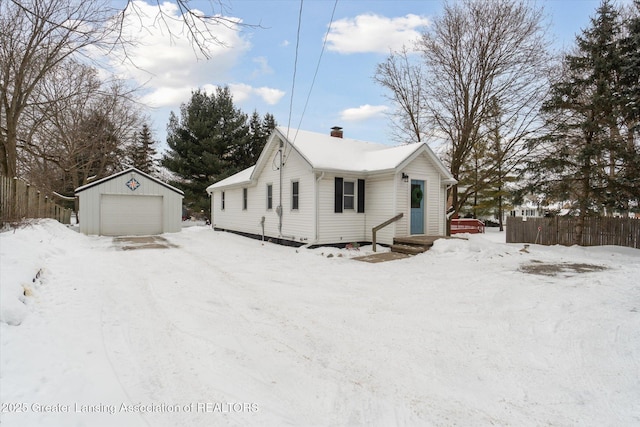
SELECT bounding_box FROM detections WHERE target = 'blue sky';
[107,0,629,150]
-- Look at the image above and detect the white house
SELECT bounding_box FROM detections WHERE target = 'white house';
[206,127,457,246]
[75,167,184,236]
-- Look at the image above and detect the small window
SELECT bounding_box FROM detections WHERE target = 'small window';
[221,191,225,210]
[292,181,299,210]
[267,184,273,210]
[343,181,355,210]
[243,188,248,210]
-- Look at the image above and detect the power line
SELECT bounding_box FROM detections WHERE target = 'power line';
[292,0,339,144]
[285,0,304,143]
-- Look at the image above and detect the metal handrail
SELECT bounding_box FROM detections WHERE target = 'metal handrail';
[372,213,403,252]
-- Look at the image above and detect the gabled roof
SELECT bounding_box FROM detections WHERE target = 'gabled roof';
[206,166,255,190]
[75,167,184,196]
[277,127,422,172]
[207,127,456,192]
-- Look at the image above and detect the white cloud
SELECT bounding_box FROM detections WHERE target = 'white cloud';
[98,1,251,104]
[141,82,285,108]
[327,14,429,54]
[251,56,273,78]
[229,83,285,105]
[340,104,389,121]
[141,86,194,108]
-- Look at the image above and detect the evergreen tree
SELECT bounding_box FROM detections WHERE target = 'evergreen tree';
[128,123,158,175]
[618,0,640,211]
[161,87,275,212]
[525,0,637,242]
[238,111,276,170]
[478,100,519,230]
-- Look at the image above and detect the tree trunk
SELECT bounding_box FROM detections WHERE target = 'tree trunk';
[498,188,504,232]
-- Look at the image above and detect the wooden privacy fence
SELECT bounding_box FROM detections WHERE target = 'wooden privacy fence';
[1,175,72,226]
[506,216,639,249]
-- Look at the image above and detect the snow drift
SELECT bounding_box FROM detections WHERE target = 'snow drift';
[1,220,639,426]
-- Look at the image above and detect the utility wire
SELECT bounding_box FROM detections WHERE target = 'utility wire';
[292,0,339,145]
[285,0,305,144]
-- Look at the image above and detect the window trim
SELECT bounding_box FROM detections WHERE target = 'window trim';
[242,188,248,210]
[343,180,355,210]
[291,180,299,210]
[266,184,273,210]
[335,177,365,213]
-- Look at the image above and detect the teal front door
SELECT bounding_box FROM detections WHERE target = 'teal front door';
[410,180,425,234]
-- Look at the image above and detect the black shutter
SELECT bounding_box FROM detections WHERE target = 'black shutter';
[334,177,343,213]
[357,179,365,213]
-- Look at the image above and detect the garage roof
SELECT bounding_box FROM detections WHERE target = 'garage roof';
[75,167,184,195]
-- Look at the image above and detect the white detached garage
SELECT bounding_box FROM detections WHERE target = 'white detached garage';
[75,167,183,236]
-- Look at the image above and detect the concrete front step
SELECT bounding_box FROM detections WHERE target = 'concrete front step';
[390,243,427,255]
[390,235,446,255]
[392,235,441,247]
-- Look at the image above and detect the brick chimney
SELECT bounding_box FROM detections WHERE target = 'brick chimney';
[330,126,343,138]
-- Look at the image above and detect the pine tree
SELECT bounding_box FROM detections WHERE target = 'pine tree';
[161,87,275,212]
[129,123,158,175]
[241,111,276,169]
[525,0,633,242]
[479,101,520,231]
[617,0,640,212]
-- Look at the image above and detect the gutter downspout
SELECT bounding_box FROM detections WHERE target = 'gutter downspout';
[276,141,296,241]
[314,171,325,244]
[445,182,456,236]
[277,143,283,235]
[445,183,455,218]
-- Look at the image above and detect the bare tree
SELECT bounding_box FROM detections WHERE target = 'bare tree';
[1,0,244,181]
[0,0,120,180]
[374,47,428,144]
[376,0,551,218]
[116,0,245,60]
[20,59,141,201]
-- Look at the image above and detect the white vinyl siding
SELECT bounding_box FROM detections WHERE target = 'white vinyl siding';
[317,174,366,244]
[77,170,182,236]
[399,152,447,236]
[363,175,396,244]
[211,141,314,243]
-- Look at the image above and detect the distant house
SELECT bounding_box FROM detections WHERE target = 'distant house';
[206,127,457,246]
[75,167,183,236]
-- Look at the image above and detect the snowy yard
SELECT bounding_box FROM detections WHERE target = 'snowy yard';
[1,220,639,426]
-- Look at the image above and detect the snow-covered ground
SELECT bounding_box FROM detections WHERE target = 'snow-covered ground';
[1,220,639,426]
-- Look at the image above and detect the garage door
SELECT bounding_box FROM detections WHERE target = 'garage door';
[100,195,163,236]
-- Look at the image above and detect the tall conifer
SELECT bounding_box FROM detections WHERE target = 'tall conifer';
[525,0,638,241]
[129,123,158,175]
[162,87,276,212]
